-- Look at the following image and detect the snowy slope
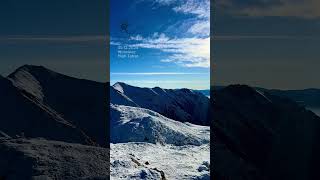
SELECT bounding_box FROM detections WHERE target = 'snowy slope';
[110,82,210,126]
[110,143,210,180]
[110,103,210,179]
[110,82,211,179]
[111,104,209,146]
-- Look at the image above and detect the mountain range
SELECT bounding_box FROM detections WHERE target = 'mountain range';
[0,65,211,179]
[200,86,320,116]
[1,65,320,179]
[0,65,110,179]
[110,82,210,126]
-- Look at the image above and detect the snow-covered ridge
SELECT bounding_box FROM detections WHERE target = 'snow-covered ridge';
[111,104,209,146]
[8,65,45,102]
[111,82,210,126]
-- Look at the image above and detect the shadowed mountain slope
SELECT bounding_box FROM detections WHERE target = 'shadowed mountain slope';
[7,65,108,146]
[0,75,94,145]
[213,85,320,180]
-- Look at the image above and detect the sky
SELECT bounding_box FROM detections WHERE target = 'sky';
[3,1,317,90]
[214,0,320,90]
[0,0,107,82]
[110,0,210,90]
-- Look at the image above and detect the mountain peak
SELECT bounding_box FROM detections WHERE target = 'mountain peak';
[7,65,51,101]
[9,65,57,78]
[221,84,257,96]
[113,82,128,87]
[112,82,128,93]
[20,64,46,70]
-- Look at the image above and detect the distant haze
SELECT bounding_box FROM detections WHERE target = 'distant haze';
[214,0,320,90]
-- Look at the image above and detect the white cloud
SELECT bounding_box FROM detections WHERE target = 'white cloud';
[114,0,211,68]
[152,0,177,5]
[150,0,210,37]
[128,33,210,68]
[188,20,210,36]
[173,0,210,19]
[130,35,143,41]
[173,0,210,37]
[151,0,210,18]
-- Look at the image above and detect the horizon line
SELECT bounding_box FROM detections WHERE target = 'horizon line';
[111,72,208,76]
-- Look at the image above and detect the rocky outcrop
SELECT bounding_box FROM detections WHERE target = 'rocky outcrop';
[0,138,109,180]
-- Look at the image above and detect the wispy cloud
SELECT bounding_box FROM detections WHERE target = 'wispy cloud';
[148,0,210,37]
[150,0,209,18]
[151,0,177,6]
[126,33,210,68]
[187,20,210,37]
[112,0,210,68]
[173,0,209,18]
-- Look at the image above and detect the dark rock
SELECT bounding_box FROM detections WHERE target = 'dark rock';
[213,85,320,180]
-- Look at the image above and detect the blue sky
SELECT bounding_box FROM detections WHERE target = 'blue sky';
[3,0,318,90]
[110,0,210,90]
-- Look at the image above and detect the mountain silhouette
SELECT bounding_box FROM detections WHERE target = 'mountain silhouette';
[0,74,94,145]
[213,85,320,180]
[7,65,109,146]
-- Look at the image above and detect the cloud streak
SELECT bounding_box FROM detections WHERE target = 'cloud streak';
[0,35,107,43]
[214,35,320,41]
[127,33,210,68]
[172,0,209,18]
[150,0,210,37]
